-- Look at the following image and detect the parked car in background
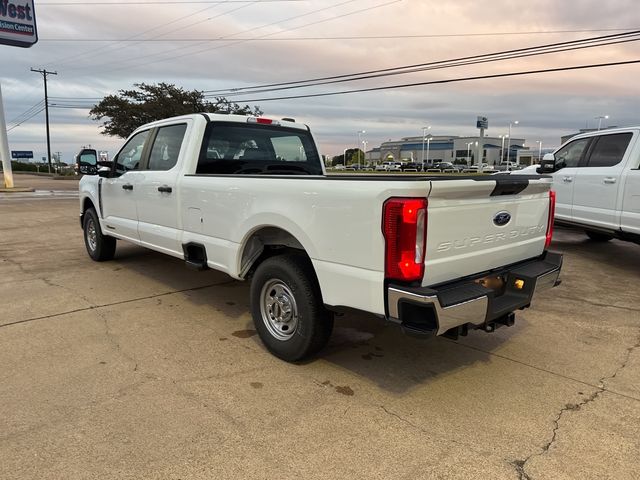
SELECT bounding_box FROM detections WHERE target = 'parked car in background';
[515,127,640,244]
[434,162,455,171]
[401,162,421,172]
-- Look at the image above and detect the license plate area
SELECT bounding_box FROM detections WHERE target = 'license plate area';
[475,274,506,296]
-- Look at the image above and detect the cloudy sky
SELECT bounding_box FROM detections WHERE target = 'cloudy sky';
[2,0,640,163]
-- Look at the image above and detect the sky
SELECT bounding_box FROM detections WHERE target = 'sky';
[1,0,640,163]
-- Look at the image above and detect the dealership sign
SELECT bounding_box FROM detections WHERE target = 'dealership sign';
[11,150,33,159]
[0,0,37,48]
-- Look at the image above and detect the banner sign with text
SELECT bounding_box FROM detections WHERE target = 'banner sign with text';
[11,150,33,159]
[0,1,38,48]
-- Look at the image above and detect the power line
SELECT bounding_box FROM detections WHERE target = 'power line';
[57,0,265,71]
[35,59,640,111]
[39,0,302,4]
[7,100,45,126]
[38,27,640,42]
[228,59,640,103]
[6,106,46,132]
[204,30,640,94]
[44,0,230,68]
[83,0,399,75]
[203,32,640,97]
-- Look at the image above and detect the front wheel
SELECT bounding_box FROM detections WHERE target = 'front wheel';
[250,254,333,362]
[83,207,116,261]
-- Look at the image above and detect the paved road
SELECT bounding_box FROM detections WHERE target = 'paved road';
[1,183,639,479]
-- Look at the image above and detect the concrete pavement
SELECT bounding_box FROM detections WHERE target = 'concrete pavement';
[0,175,638,479]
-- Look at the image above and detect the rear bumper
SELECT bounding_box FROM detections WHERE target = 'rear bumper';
[386,251,563,337]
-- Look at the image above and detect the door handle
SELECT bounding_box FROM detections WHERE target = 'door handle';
[562,176,573,183]
[603,177,617,184]
[122,183,134,190]
[157,185,173,193]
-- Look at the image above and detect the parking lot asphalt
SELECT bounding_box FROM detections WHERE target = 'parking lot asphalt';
[1,175,639,480]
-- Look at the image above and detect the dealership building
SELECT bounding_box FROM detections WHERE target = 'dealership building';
[367,135,529,166]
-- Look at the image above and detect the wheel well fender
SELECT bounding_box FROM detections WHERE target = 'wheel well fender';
[238,226,310,279]
[80,197,96,227]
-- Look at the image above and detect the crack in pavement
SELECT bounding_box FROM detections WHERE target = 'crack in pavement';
[1,257,29,274]
[0,279,237,329]
[553,294,640,313]
[99,309,139,372]
[379,405,496,458]
[451,340,640,404]
[512,330,640,479]
[41,277,96,308]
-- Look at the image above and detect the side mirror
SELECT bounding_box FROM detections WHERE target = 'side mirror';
[537,153,556,174]
[76,148,99,175]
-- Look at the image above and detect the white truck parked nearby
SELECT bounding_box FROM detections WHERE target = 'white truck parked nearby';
[79,113,562,361]
[518,127,640,244]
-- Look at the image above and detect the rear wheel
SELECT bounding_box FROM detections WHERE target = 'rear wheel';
[585,230,613,242]
[83,207,116,261]
[250,254,333,362]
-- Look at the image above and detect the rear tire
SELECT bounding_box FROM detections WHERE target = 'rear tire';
[250,254,334,362]
[585,230,613,242]
[83,207,116,261]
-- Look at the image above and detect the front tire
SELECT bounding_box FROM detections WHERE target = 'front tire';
[250,254,334,362]
[585,230,613,242]
[83,207,116,261]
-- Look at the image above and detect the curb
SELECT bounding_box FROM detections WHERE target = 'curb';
[0,187,36,193]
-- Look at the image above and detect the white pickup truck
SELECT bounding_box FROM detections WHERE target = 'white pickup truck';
[520,127,640,244]
[79,113,562,361]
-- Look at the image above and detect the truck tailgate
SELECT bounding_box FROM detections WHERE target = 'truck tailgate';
[424,176,553,287]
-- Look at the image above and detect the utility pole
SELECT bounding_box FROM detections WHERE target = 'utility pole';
[31,68,57,174]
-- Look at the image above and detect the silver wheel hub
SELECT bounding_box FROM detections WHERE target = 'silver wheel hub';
[260,279,298,341]
[86,218,97,252]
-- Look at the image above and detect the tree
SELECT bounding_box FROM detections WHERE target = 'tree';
[89,82,263,138]
[331,148,364,167]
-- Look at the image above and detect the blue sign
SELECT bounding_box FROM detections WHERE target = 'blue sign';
[11,150,33,159]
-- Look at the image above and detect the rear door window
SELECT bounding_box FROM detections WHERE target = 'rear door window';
[147,124,187,171]
[585,133,632,168]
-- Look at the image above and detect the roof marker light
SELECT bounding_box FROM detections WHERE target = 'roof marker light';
[247,117,280,126]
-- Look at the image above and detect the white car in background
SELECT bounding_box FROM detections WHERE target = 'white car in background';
[514,127,640,244]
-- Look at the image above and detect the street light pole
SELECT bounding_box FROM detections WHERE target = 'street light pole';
[466,142,472,164]
[357,130,365,168]
[596,115,609,131]
[420,125,430,168]
[426,137,432,167]
[343,148,348,166]
[362,140,368,167]
[536,140,542,164]
[506,120,518,171]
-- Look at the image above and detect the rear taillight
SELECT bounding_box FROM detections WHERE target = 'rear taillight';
[383,198,427,282]
[545,190,556,249]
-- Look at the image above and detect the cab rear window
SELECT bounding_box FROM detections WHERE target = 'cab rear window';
[196,122,322,175]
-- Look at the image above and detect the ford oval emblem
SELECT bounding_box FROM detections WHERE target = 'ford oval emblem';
[493,211,512,226]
